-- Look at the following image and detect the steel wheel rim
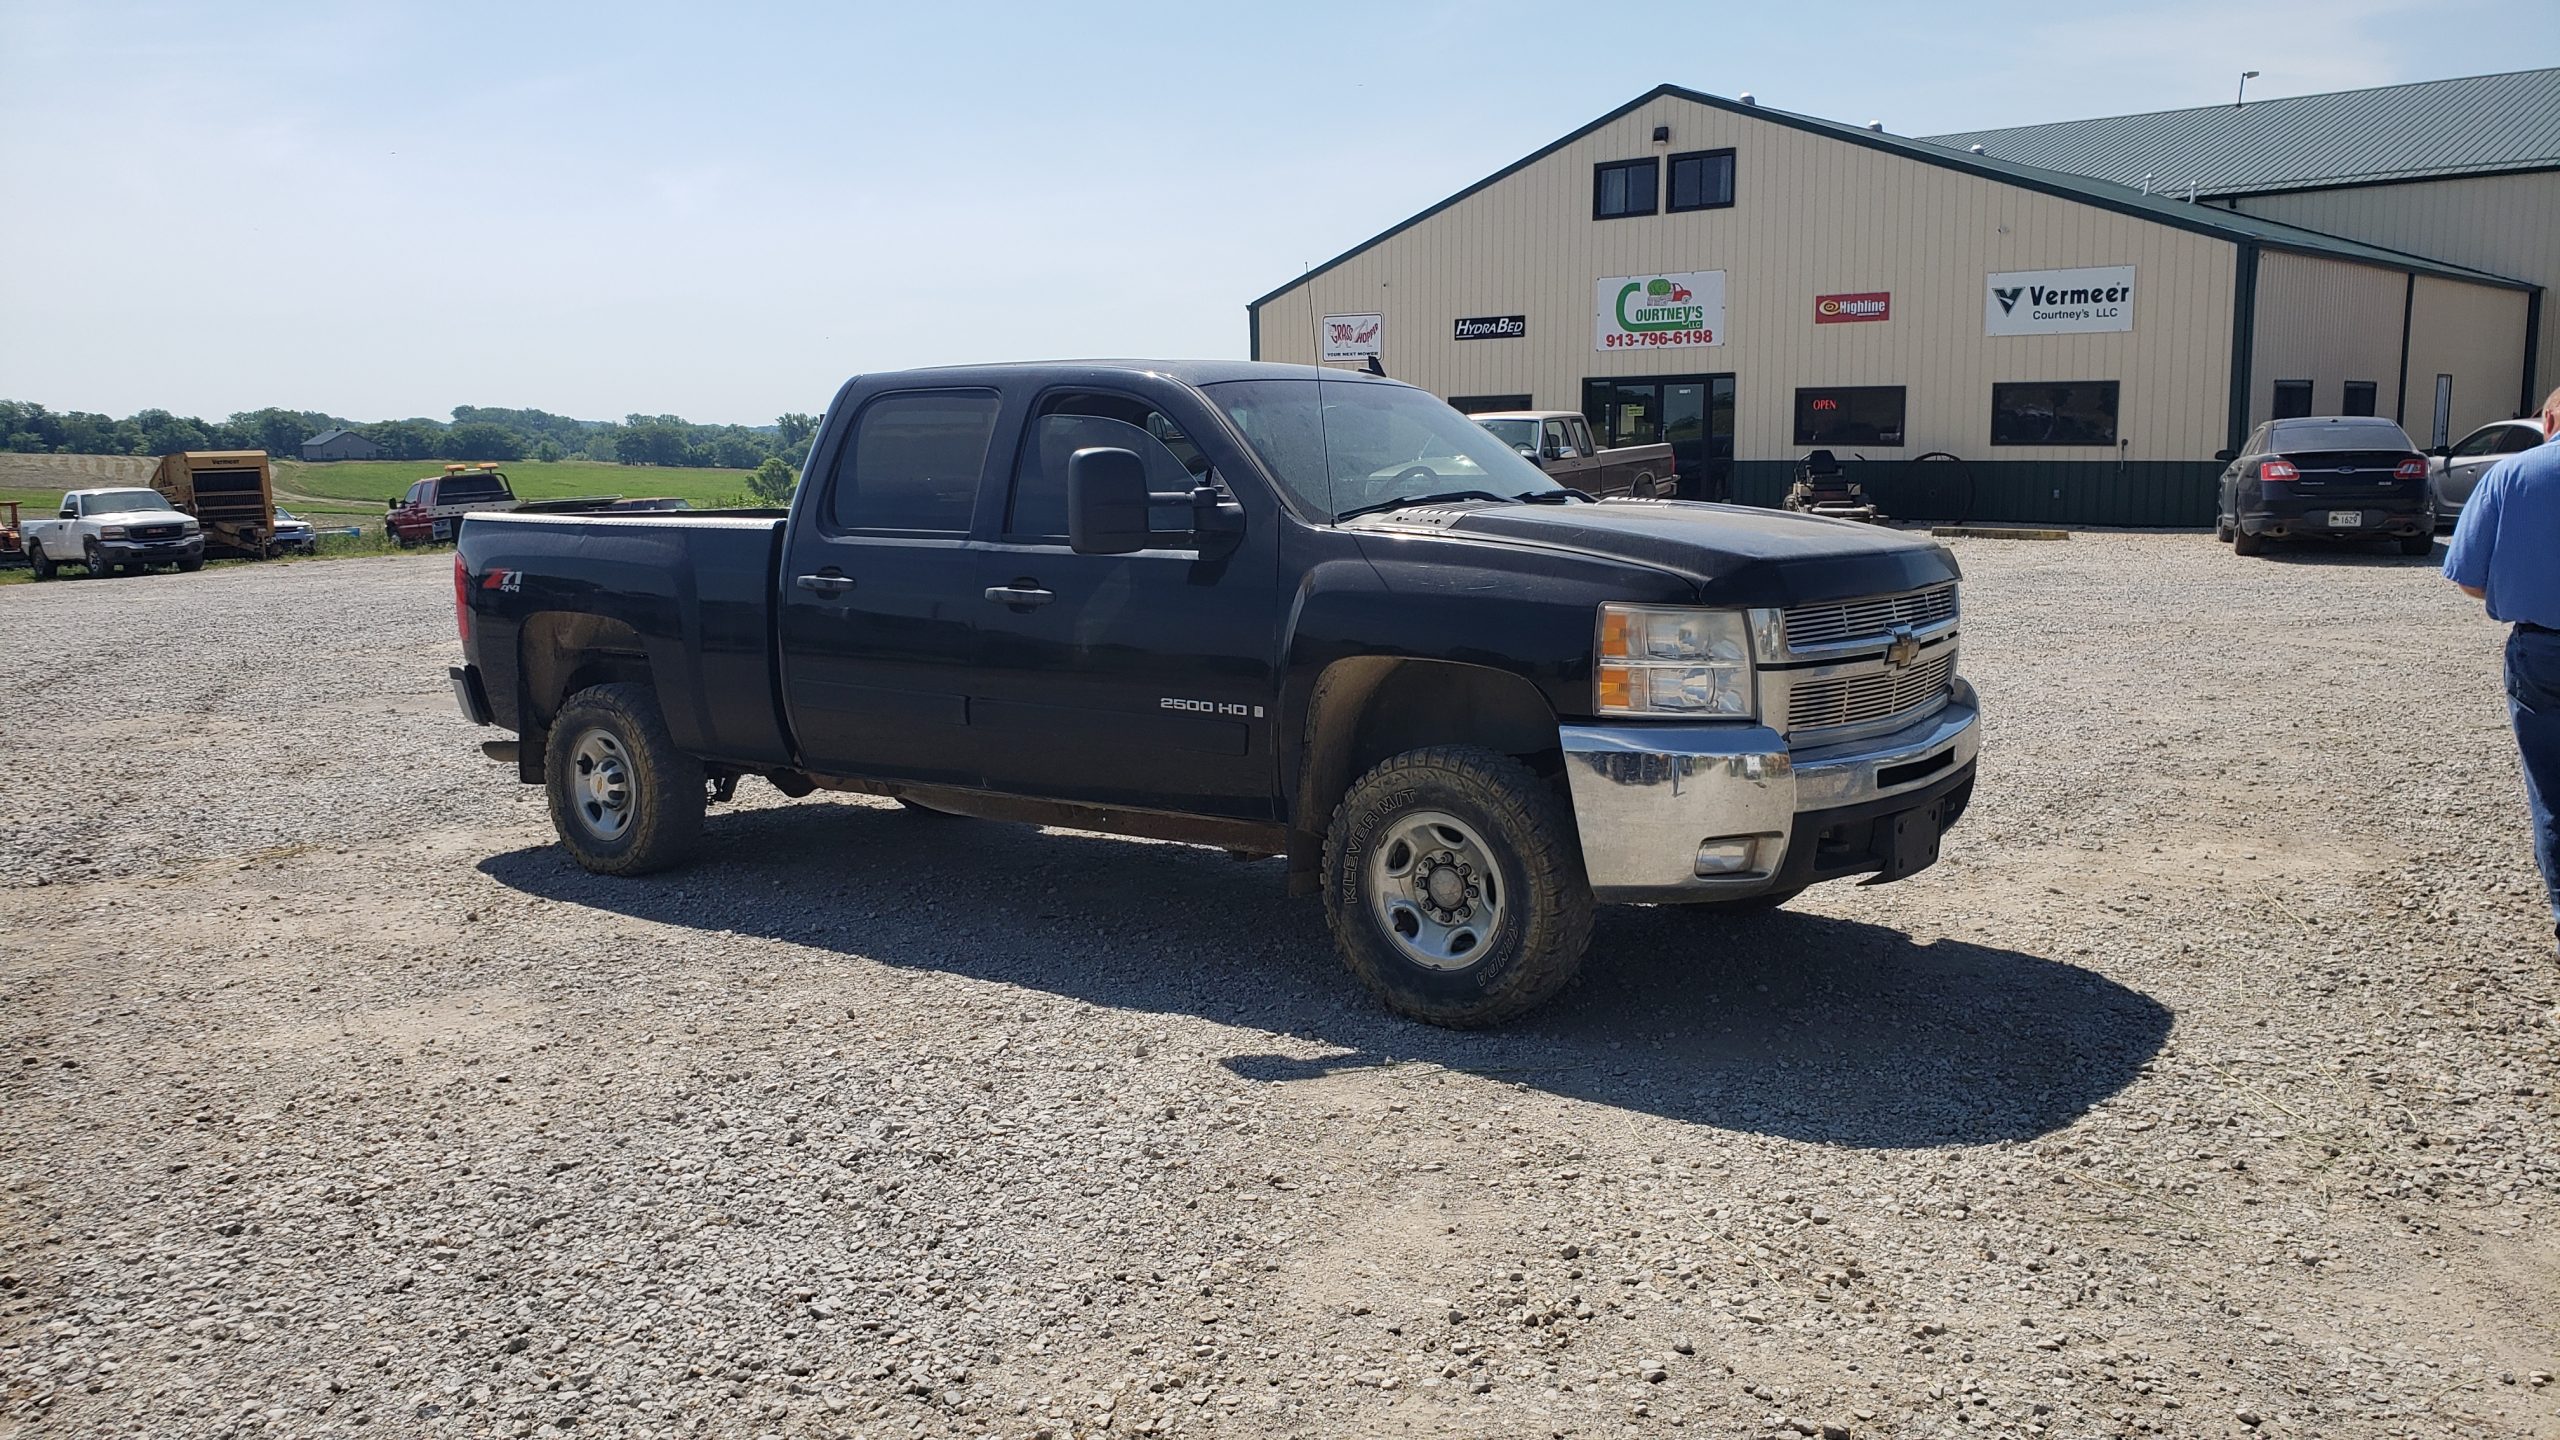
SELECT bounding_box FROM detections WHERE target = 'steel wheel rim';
[1366,808,1505,971]
[567,727,635,842]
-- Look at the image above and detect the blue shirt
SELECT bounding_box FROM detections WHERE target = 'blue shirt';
[2445,431,2560,628]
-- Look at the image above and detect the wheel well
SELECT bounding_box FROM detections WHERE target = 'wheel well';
[519,612,653,730]
[1294,658,1563,840]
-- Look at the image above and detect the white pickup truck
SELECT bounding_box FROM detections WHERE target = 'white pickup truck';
[22,487,206,579]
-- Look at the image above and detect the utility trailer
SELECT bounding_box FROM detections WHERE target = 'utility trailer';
[150,450,276,559]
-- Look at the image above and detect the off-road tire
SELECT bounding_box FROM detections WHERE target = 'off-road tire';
[544,682,705,876]
[2231,526,2268,557]
[1323,745,1593,1028]
[2397,531,2433,556]
[27,543,54,580]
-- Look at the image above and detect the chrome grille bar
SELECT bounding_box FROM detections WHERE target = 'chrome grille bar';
[1786,653,1956,734]
[1783,584,1957,652]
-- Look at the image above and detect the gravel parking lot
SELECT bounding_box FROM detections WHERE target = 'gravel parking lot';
[4,535,2555,1440]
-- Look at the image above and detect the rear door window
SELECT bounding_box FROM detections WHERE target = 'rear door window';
[830,391,1000,534]
[439,475,509,503]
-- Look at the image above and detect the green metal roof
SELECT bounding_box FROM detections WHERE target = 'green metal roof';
[1923,68,2560,197]
[1253,84,2533,315]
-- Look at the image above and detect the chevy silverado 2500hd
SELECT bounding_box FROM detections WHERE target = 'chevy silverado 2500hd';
[450,361,1978,1026]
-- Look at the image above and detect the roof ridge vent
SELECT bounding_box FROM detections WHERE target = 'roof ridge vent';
[1866,120,1885,132]
[1737,91,1756,106]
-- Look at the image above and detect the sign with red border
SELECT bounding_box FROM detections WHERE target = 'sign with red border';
[1814,292,1890,324]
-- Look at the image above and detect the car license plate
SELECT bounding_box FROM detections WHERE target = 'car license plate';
[2327,510,2363,528]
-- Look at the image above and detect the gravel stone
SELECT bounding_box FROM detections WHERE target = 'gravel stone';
[4,537,2557,1438]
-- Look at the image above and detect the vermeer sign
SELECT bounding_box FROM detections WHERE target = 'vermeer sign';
[1985,266,2135,336]
[1594,271,1725,351]
[1319,313,1384,361]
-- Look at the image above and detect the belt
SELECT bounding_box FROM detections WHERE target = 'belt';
[2520,622,2558,636]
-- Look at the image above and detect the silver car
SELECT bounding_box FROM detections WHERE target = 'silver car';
[2430,419,2544,529]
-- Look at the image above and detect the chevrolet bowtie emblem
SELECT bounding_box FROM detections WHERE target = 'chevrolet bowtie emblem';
[1884,625,1920,671]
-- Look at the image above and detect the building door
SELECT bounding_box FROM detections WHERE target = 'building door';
[1582,373,1734,499]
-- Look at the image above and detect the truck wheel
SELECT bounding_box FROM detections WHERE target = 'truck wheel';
[2231,527,2268,557]
[544,683,705,876]
[83,541,116,577]
[27,543,54,580]
[2214,516,2234,542]
[1323,746,1593,1027]
[177,556,203,573]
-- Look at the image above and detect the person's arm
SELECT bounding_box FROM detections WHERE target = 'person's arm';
[2442,467,2503,602]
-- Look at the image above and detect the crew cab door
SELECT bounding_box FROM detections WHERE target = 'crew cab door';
[777,388,1000,785]
[966,387,1283,818]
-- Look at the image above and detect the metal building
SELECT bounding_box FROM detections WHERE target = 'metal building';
[1248,83,2538,526]
[1929,66,2558,427]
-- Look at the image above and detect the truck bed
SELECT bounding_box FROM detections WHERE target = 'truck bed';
[458,511,795,766]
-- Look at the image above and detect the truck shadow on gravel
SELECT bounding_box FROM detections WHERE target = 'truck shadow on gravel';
[478,802,2171,1149]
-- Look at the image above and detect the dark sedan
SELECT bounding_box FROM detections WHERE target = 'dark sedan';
[2214,416,2433,557]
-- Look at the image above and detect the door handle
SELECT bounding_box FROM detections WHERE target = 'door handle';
[983,584,1055,608]
[795,573,855,596]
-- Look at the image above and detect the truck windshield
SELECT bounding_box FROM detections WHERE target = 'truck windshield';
[1204,379,1550,520]
[84,490,174,514]
[1474,418,1539,451]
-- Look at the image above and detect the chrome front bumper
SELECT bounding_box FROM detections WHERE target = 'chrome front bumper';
[1560,679,1980,902]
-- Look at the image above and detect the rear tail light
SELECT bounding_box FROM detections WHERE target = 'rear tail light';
[453,553,469,643]
[2260,460,2299,482]
[2395,457,2427,480]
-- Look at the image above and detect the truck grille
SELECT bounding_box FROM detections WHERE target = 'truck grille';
[1787,652,1956,733]
[1784,584,1957,651]
[132,523,183,540]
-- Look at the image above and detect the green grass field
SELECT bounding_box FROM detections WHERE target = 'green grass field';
[272,458,758,510]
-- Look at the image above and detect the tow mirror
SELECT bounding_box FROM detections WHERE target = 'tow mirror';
[1067,447,1153,555]
[2212,448,2236,464]
[60,507,76,519]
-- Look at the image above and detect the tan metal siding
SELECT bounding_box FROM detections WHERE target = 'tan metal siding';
[2245,252,2406,428]
[2403,275,2533,442]
[1255,94,2238,466]
[2229,173,2556,406]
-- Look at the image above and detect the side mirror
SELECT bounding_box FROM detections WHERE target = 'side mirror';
[60,508,76,519]
[2212,449,2236,464]
[1067,447,1154,555]
[1516,445,1542,465]
[2429,445,2451,459]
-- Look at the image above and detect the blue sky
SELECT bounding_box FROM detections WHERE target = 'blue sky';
[3,0,2552,425]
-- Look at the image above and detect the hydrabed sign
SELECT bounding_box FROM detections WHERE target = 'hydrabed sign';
[1594,271,1725,351]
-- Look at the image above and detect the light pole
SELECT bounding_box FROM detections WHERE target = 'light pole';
[2235,70,2260,107]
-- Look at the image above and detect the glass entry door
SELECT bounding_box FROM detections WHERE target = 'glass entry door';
[1582,373,1734,499]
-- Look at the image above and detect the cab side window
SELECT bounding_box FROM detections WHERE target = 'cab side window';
[1007,394,1207,540]
[1542,419,1577,458]
[830,390,999,534]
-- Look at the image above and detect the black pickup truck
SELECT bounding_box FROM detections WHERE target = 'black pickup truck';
[450,361,1979,1026]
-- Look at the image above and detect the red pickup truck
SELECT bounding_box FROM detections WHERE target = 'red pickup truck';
[385,466,520,546]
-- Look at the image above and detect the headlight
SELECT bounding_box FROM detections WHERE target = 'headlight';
[98,525,128,539]
[1596,604,1754,718]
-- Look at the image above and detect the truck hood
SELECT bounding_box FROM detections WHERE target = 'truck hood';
[89,509,197,530]
[1344,499,1957,606]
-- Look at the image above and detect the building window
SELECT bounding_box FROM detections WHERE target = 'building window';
[1449,394,1532,414]
[2271,379,2313,420]
[2341,380,2377,417]
[1592,158,1658,220]
[1793,386,1905,446]
[1667,149,1735,212]
[1990,381,2120,447]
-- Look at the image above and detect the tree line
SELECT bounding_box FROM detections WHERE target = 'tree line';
[0,400,820,471]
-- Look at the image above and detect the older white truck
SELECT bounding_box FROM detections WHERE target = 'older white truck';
[22,487,206,579]
[1467,410,1678,499]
